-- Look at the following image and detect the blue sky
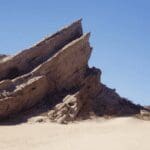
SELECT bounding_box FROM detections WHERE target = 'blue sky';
[0,0,149,105]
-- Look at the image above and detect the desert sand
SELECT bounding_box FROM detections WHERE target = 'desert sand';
[0,117,149,150]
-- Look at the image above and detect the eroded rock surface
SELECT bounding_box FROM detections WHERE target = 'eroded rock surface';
[0,54,7,60]
[0,20,143,123]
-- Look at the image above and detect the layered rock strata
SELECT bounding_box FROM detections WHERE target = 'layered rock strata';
[0,20,142,123]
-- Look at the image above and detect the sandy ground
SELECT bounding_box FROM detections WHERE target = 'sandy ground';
[0,117,150,150]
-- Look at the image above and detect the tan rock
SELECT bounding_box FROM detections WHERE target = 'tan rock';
[0,19,143,122]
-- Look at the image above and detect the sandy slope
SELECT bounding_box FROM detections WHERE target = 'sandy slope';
[0,117,150,150]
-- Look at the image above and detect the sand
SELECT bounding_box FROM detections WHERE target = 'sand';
[0,117,150,150]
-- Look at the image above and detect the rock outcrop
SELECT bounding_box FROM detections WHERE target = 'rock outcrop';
[0,20,143,123]
[0,54,7,60]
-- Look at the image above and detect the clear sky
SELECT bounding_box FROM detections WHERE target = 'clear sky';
[0,0,149,105]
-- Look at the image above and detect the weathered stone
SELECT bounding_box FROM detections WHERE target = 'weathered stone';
[140,110,150,116]
[0,54,7,60]
[0,32,91,118]
[47,68,102,123]
[0,19,143,123]
[28,116,48,123]
[0,19,83,81]
[92,84,142,116]
[0,76,49,118]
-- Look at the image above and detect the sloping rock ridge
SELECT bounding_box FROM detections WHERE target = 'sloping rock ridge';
[0,20,143,123]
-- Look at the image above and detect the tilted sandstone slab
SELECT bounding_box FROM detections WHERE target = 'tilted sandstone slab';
[0,19,82,81]
[0,20,143,122]
[33,33,91,90]
[0,33,91,118]
[0,76,49,118]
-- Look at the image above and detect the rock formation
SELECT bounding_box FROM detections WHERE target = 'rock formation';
[0,20,143,123]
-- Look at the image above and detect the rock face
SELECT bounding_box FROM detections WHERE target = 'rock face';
[0,54,7,60]
[0,20,143,123]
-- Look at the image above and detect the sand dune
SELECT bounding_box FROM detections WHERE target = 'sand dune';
[0,117,150,150]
